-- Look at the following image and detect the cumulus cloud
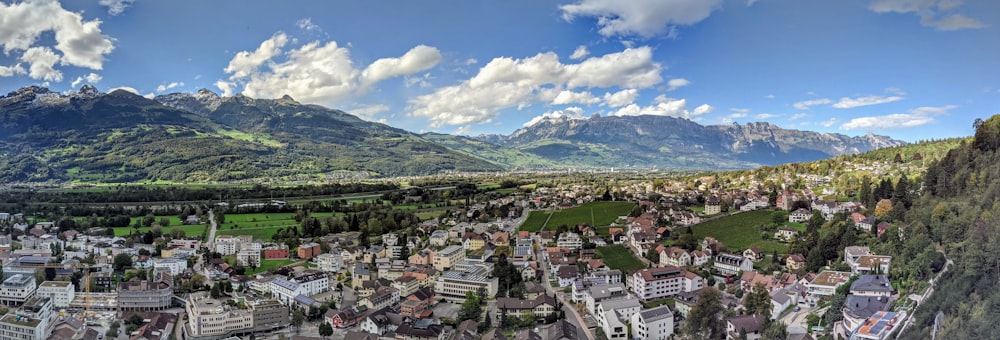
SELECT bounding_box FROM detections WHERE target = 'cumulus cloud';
[0,0,114,80]
[754,113,777,119]
[665,78,690,92]
[747,0,760,6]
[730,108,750,114]
[840,105,956,130]
[453,125,474,136]
[765,94,776,99]
[602,89,639,107]
[408,47,663,127]
[220,34,441,106]
[156,81,184,93]
[790,113,807,120]
[360,45,442,88]
[833,95,904,109]
[560,0,724,38]
[821,118,838,127]
[296,18,320,31]
[792,98,831,110]
[609,95,713,119]
[523,107,587,127]
[21,46,62,82]
[570,45,589,60]
[552,90,600,105]
[70,72,102,87]
[869,0,986,30]
[98,0,135,16]
[348,104,391,120]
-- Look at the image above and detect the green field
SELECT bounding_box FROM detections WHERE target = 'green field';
[246,259,297,275]
[218,212,339,230]
[216,225,298,242]
[692,210,788,253]
[128,215,185,227]
[113,224,207,239]
[518,201,636,232]
[596,245,647,272]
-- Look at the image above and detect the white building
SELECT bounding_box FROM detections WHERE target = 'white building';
[584,283,630,317]
[434,265,498,303]
[36,281,74,308]
[433,245,465,272]
[0,274,37,305]
[628,267,704,302]
[153,258,188,276]
[631,306,674,340]
[314,253,342,273]
[0,297,52,340]
[269,278,306,306]
[185,292,255,337]
[596,298,641,340]
[807,271,852,305]
[237,248,261,267]
[556,232,583,250]
[713,253,754,276]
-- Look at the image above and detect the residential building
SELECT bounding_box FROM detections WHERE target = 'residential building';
[546,319,578,340]
[153,258,188,276]
[168,238,201,250]
[251,299,289,332]
[843,294,893,334]
[352,263,372,288]
[631,305,674,340]
[725,314,765,340]
[556,232,583,250]
[596,298,641,340]
[844,246,871,267]
[434,265,498,303]
[774,227,799,241]
[429,230,449,247]
[237,248,261,267]
[297,242,321,259]
[789,208,811,223]
[714,253,754,276]
[0,274,37,305]
[408,249,434,266]
[851,255,892,275]
[705,196,721,215]
[849,311,899,340]
[263,245,290,259]
[117,273,173,311]
[270,278,305,306]
[35,281,74,308]
[394,319,444,339]
[628,267,704,302]
[806,271,852,305]
[0,297,52,340]
[786,254,806,271]
[400,287,435,318]
[584,283,629,317]
[743,246,764,262]
[326,307,363,329]
[184,292,255,338]
[660,247,691,267]
[433,245,465,271]
[360,307,403,336]
[360,286,400,311]
[850,275,895,297]
[215,235,252,255]
[392,276,420,297]
[691,250,710,266]
[495,294,558,322]
[314,253,342,273]
[462,233,486,251]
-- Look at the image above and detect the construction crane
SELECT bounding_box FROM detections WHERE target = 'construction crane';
[19,261,100,323]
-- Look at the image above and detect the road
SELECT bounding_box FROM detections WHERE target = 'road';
[894,256,952,338]
[206,209,219,249]
[535,244,595,340]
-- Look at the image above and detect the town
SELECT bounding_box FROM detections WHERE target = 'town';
[0,155,943,340]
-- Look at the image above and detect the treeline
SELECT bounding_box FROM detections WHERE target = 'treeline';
[898,115,1000,338]
[0,182,398,204]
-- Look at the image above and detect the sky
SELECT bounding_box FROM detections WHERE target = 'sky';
[1,0,998,142]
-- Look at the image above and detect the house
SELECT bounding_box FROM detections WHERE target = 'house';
[631,305,674,340]
[494,294,558,322]
[492,231,510,247]
[806,271,852,305]
[297,243,321,259]
[429,230,449,247]
[584,283,630,316]
[556,232,583,250]
[394,319,444,339]
[546,319,578,340]
[774,227,799,241]
[701,237,721,255]
[849,311,899,340]
[326,307,363,328]
[876,222,891,238]
[851,213,875,231]
[705,196,722,215]
[850,275,895,297]
[660,247,692,267]
[596,298,642,340]
[400,287,435,318]
[725,314,766,340]
[851,255,892,275]
[786,254,806,271]
[462,233,485,251]
[742,246,764,262]
[557,265,579,287]
[359,307,403,336]
[627,267,704,302]
[789,208,812,223]
[714,253,753,276]
[844,246,872,268]
[691,250,710,266]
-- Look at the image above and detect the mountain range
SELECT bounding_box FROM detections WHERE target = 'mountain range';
[0,86,904,183]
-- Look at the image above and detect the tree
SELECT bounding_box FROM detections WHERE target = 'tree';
[458,291,483,322]
[645,247,660,263]
[113,253,133,272]
[318,322,333,338]
[685,287,725,339]
[874,199,894,218]
[210,283,222,298]
[744,283,772,317]
[761,322,788,340]
[291,310,305,333]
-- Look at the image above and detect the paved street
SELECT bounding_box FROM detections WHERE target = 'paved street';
[534,242,595,340]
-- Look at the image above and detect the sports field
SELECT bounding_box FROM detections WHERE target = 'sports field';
[518,201,635,232]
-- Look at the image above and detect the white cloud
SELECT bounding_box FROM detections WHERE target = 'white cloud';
[602,89,638,107]
[884,87,906,95]
[408,47,663,127]
[108,86,139,95]
[665,78,691,92]
[609,95,712,119]
[21,46,62,82]
[840,105,956,130]
[869,0,986,30]
[727,113,747,119]
[464,58,478,65]
[404,73,433,88]
[360,45,442,88]
[560,0,724,38]
[296,18,320,31]
[570,45,589,60]
[730,108,750,114]
[821,118,838,127]
[70,72,102,87]
[552,90,600,105]
[223,33,289,80]
[0,64,25,77]
[793,98,832,110]
[833,95,904,109]
[754,113,777,119]
[0,0,115,79]
[156,81,184,93]
[348,104,390,120]
[790,113,807,120]
[523,107,587,127]
[98,0,135,16]
[220,34,440,106]
[747,0,760,6]
[453,125,474,136]
[765,94,776,99]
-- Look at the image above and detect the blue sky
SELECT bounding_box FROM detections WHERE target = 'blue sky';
[1,0,998,142]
